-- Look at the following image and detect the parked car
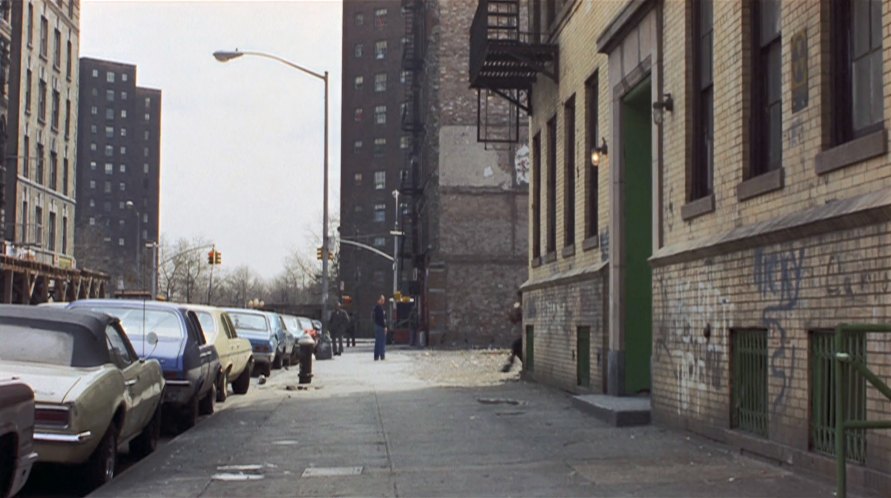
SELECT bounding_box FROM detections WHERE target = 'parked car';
[0,305,164,491]
[0,380,38,498]
[282,314,316,363]
[226,309,283,376]
[268,312,295,366]
[68,300,221,432]
[186,305,254,401]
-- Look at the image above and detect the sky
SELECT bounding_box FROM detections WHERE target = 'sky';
[80,0,344,279]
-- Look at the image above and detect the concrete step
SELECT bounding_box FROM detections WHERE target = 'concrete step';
[572,394,651,427]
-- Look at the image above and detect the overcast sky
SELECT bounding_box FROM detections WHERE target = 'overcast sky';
[80,0,343,279]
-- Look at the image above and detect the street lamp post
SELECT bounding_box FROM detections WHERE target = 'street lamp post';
[213,49,330,334]
[125,200,141,290]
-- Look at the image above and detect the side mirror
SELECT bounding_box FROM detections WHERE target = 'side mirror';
[147,332,159,345]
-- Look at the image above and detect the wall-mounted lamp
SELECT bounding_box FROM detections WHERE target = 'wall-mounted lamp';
[590,137,608,167]
[652,93,674,125]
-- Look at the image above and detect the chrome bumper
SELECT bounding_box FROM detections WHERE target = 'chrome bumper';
[34,431,92,443]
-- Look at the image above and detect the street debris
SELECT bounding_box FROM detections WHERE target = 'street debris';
[477,397,526,406]
[258,375,267,385]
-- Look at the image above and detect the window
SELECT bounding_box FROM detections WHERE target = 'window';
[106,89,114,102]
[731,329,769,437]
[750,0,782,177]
[374,171,386,189]
[22,136,29,178]
[374,204,386,223]
[354,75,364,90]
[37,79,46,120]
[39,16,47,57]
[374,105,387,124]
[120,127,127,137]
[374,237,386,247]
[90,142,96,152]
[373,138,386,156]
[354,107,364,121]
[64,99,71,138]
[104,181,111,193]
[49,90,62,133]
[144,131,149,140]
[106,108,113,120]
[118,238,125,247]
[119,182,126,192]
[563,97,576,248]
[375,40,388,59]
[105,126,114,138]
[354,173,363,185]
[104,145,113,157]
[532,133,541,259]
[47,212,56,251]
[120,164,126,173]
[121,146,127,155]
[21,201,28,243]
[104,163,112,174]
[546,116,557,254]
[89,199,95,207]
[354,43,363,58]
[66,40,71,78]
[106,326,133,366]
[89,180,95,189]
[62,216,68,253]
[106,71,115,83]
[145,113,150,121]
[53,28,60,68]
[144,163,149,174]
[400,136,410,149]
[35,144,44,184]
[831,0,884,143]
[91,68,98,78]
[63,158,69,196]
[354,12,364,26]
[91,105,97,115]
[34,206,42,246]
[584,72,599,240]
[692,0,714,201]
[401,70,410,84]
[374,73,387,92]
[353,140,363,153]
[49,151,57,190]
[121,91,127,100]
[374,8,388,28]
[24,70,31,113]
[121,109,127,118]
[26,3,33,46]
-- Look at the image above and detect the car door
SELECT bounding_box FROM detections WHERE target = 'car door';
[220,313,247,378]
[198,311,230,372]
[187,312,216,396]
[105,323,148,440]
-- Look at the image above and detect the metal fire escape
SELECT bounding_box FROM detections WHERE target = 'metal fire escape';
[400,0,425,298]
[469,0,557,143]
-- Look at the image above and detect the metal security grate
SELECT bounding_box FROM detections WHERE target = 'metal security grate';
[732,329,769,437]
[810,331,866,463]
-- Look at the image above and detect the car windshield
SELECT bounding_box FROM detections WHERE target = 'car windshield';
[196,311,219,342]
[282,316,301,333]
[297,317,314,331]
[0,325,76,366]
[229,312,268,332]
[83,306,183,340]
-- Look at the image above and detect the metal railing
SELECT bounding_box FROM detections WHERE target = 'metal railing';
[811,331,866,462]
[834,323,891,498]
[732,329,769,437]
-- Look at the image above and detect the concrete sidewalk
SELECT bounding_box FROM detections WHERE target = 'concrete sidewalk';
[91,346,865,497]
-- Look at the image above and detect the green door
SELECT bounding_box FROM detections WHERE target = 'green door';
[621,79,653,395]
[577,326,591,387]
[525,325,534,372]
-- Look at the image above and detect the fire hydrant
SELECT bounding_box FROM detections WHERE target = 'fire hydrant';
[298,336,315,384]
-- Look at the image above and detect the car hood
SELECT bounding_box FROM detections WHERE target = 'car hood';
[0,361,101,404]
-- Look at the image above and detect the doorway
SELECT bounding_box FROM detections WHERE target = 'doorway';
[621,78,653,395]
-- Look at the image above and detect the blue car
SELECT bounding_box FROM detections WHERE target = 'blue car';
[68,300,221,432]
[225,309,284,376]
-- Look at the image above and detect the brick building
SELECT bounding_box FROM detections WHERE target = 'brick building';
[75,57,161,293]
[472,0,891,493]
[342,0,528,345]
[4,0,80,265]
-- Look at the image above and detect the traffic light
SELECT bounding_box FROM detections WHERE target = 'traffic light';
[316,247,323,260]
[214,250,222,265]
[207,250,215,265]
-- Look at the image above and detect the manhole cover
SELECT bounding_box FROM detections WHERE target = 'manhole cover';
[301,466,363,477]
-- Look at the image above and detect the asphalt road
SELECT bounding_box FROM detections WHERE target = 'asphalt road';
[19,342,870,497]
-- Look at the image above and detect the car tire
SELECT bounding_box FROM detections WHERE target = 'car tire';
[216,370,228,403]
[83,424,116,492]
[180,394,199,432]
[199,383,216,416]
[272,352,283,370]
[130,401,161,458]
[233,360,252,395]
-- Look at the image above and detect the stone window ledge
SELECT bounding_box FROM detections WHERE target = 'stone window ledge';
[530,256,542,268]
[543,251,557,264]
[681,193,715,221]
[562,244,576,258]
[737,168,784,202]
[815,128,887,175]
[582,235,599,252]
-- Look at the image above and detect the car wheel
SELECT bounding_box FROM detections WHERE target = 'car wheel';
[216,370,229,403]
[83,424,117,492]
[130,401,161,458]
[233,360,252,395]
[179,394,199,432]
[272,352,283,370]
[199,383,216,416]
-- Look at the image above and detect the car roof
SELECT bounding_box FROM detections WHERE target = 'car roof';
[181,304,223,315]
[0,304,113,339]
[224,307,265,316]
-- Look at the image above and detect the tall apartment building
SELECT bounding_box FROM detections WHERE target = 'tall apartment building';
[75,57,161,293]
[0,3,12,234]
[4,0,80,265]
[341,0,528,345]
[471,0,891,493]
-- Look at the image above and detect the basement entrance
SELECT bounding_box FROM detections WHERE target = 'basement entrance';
[621,78,653,395]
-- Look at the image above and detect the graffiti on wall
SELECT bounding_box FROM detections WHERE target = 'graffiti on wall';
[824,253,889,304]
[754,247,805,415]
[656,273,735,415]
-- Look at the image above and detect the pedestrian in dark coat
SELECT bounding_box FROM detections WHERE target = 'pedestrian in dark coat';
[373,294,388,361]
[328,302,350,356]
[346,312,357,347]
